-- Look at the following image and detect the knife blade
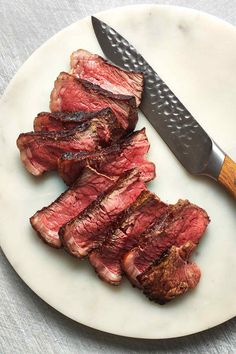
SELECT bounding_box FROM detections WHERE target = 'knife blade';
[91,16,236,198]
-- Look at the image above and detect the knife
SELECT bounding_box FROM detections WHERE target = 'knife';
[91,16,236,198]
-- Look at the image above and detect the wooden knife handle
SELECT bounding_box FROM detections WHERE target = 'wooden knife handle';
[218,155,236,198]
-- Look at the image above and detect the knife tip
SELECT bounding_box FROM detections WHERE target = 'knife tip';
[91,16,99,26]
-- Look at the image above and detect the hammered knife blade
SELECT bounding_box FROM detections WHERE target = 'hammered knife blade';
[91,16,236,198]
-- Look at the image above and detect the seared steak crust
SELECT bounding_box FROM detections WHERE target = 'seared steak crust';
[50,72,138,131]
[70,49,144,106]
[59,169,146,258]
[89,191,168,285]
[34,108,115,132]
[17,112,122,176]
[138,242,201,304]
[122,200,210,287]
[58,128,155,185]
[30,167,115,248]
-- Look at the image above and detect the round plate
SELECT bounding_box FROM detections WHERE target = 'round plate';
[0,4,235,339]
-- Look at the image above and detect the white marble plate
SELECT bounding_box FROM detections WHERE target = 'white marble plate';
[0,4,235,339]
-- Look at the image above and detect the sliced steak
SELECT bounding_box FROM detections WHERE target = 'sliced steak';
[138,242,201,304]
[60,169,146,258]
[122,199,210,287]
[70,49,144,106]
[89,191,168,285]
[58,128,155,185]
[50,72,138,131]
[30,167,116,248]
[34,108,115,132]
[17,113,122,176]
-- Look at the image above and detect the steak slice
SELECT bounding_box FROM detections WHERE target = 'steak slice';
[30,167,116,248]
[122,199,210,287]
[17,113,122,176]
[50,72,138,131]
[70,49,144,106]
[89,191,168,285]
[138,242,201,304]
[59,169,146,258]
[58,128,156,185]
[34,108,115,132]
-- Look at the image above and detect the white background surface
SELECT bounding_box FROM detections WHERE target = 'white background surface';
[0,1,236,353]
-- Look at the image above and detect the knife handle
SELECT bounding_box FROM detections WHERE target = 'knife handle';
[218,155,236,198]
